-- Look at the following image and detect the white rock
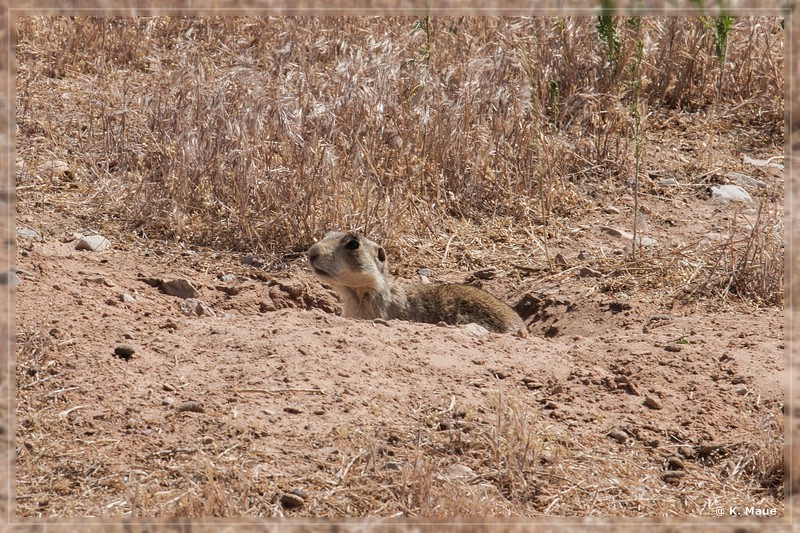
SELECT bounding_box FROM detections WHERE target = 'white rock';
[462,323,490,338]
[710,185,753,204]
[75,235,111,251]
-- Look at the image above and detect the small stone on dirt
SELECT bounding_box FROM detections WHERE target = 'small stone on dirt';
[119,293,136,303]
[219,273,236,282]
[666,456,685,470]
[604,205,621,215]
[179,298,216,317]
[284,406,303,414]
[161,279,200,299]
[644,395,663,410]
[113,344,135,360]
[462,323,490,338]
[177,401,204,413]
[17,228,42,240]
[608,429,628,444]
[280,491,305,508]
[727,171,767,190]
[710,184,752,204]
[664,344,683,353]
[76,235,111,252]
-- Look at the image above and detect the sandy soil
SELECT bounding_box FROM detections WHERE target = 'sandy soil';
[13,177,785,518]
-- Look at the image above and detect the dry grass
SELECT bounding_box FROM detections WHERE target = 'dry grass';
[14,16,784,305]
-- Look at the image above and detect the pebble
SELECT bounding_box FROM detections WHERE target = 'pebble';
[280,490,306,508]
[734,384,749,396]
[644,395,663,410]
[603,205,621,215]
[709,184,752,204]
[666,456,685,470]
[727,171,767,189]
[113,344,135,360]
[578,267,602,278]
[179,298,216,317]
[664,344,682,353]
[462,323,490,338]
[659,177,679,186]
[17,228,42,240]
[161,279,200,299]
[284,406,303,414]
[219,274,236,282]
[599,226,658,247]
[608,429,628,444]
[417,268,433,278]
[177,401,204,413]
[444,463,477,482]
[118,293,136,303]
[75,235,111,252]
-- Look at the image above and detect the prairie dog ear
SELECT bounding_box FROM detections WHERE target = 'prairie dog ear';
[376,246,386,262]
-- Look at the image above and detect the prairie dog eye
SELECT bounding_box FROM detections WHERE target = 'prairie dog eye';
[344,239,359,250]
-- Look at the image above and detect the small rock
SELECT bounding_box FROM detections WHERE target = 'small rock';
[666,456,685,470]
[710,184,752,204]
[373,318,391,326]
[600,226,658,247]
[733,384,748,396]
[659,177,679,186]
[284,406,303,414]
[417,268,433,278]
[678,446,696,459]
[179,298,216,317]
[644,395,663,410]
[383,461,402,471]
[177,401,204,413]
[219,274,236,283]
[114,344,135,360]
[742,154,783,170]
[727,171,767,189]
[119,293,136,303]
[578,267,602,278]
[649,314,671,323]
[38,160,71,176]
[462,323,490,338]
[280,491,305,508]
[553,253,567,267]
[76,235,111,252]
[17,228,42,240]
[664,344,683,353]
[161,279,200,299]
[162,383,175,392]
[604,205,621,215]
[608,429,628,444]
[444,464,477,482]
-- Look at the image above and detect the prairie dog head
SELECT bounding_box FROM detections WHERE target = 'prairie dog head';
[307,231,389,289]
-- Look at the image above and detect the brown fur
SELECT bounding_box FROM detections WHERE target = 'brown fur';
[307,231,525,334]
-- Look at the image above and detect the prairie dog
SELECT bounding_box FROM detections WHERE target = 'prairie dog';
[307,231,525,334]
